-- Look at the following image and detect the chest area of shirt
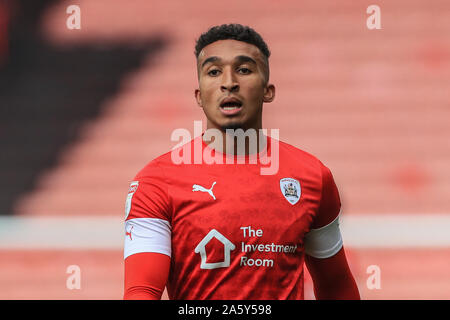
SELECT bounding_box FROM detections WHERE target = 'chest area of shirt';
[169,167,320,247]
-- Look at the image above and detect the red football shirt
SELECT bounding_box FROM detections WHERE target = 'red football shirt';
[124,134,342,299]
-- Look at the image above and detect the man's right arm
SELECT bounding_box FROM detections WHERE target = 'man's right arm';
[123,165,172,300]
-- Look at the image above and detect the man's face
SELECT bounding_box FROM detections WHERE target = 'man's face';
[195,39,275,131]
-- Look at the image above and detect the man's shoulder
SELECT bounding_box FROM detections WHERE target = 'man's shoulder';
[277,139,336,193]
[134,137,196,179]
[277,138,325,169]
[134,151,173,180]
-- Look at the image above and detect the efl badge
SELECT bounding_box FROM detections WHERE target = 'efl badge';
[280,178,301,205]
[125,181,139,220]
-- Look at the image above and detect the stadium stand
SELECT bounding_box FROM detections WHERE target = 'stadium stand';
[12,0,450,216]
[0,0,166,216]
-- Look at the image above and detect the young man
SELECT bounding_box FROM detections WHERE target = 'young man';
[123,24,360,300]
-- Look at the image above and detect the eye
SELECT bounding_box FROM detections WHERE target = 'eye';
[207,69,221,76]
[238,67,251,74]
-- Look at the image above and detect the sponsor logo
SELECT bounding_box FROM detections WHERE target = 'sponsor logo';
[195,226,298,270]
[194,229,235,269]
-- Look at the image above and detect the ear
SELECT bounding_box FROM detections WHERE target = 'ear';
[194,88,203,108]
[263,84,275,103]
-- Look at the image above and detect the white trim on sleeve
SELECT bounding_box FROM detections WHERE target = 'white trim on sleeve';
[124,218,171,260]
[304,214,343,259]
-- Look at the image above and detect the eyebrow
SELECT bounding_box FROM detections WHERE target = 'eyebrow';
[201,56,220,69]
[235,55,258,66]
[200,55,258,69]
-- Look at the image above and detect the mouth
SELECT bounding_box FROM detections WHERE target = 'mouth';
[219,97,243,115]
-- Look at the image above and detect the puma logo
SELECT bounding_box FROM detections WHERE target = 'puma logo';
[192,181,217,200]
[126,225,133,240]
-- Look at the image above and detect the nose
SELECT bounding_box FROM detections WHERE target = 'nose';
[220,68,239,93]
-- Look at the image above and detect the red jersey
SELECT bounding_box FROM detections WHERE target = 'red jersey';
[124,134,342,300]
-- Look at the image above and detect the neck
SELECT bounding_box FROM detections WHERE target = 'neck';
[203,120,266,156]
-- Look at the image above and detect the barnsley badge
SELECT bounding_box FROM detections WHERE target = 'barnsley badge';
[280,178,301,205]
[125,181,139,220]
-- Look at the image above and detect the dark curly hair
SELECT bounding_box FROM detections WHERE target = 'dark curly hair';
[195,24,270,59]
[195,24,271,83]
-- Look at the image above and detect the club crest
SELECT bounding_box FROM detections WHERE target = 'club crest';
[125,181,139,220]
[280,178,301,205]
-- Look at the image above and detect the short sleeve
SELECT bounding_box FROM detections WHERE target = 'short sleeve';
[124,162,172,260]
[312,164,341,229]
[303,164,343,259]
[125,163,172,222]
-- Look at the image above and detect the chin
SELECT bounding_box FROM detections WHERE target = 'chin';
[220,122,245,131]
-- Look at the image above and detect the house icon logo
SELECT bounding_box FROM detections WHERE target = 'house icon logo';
[194,229,236,270]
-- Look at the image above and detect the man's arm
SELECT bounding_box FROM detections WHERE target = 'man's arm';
[124,252,170,300]
[303,164,360,300]
[305,246,360,300]
[123,165,172,300]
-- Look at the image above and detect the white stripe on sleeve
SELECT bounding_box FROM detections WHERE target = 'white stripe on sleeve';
[124,218,171,260]
[304,214,343,259]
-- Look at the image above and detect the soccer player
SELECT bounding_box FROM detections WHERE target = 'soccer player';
[123,24,360,300]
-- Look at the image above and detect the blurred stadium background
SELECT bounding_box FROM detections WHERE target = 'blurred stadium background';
[0,0,449,299]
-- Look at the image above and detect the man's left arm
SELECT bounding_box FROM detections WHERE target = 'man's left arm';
[304,164,360,300]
